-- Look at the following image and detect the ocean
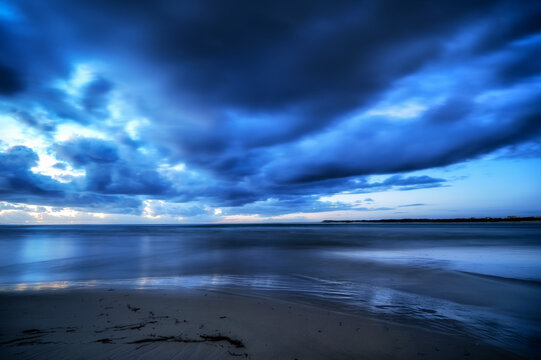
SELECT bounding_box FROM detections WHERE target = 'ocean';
[0,223,540,352]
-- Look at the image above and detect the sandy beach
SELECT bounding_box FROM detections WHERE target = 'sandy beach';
[0,288,523,360]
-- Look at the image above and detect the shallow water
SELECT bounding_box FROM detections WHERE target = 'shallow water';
[0,223,540,353]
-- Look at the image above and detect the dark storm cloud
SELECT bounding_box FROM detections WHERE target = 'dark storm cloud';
[268,101,541,184]
[111,0,539,184]
[55,138,174,196]
[0,146,142,213]
[0,63,24,95]
[182,174,446,213]
[55,138,119,167]
[81,77,114,118]
[69,0,508,113]
[0,146,61,196]
[1,0,540,214]
[133,0,541,166]
[0,10,70,103]
[82,163,172,196]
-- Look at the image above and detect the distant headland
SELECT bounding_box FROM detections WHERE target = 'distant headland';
[322,216,541,223]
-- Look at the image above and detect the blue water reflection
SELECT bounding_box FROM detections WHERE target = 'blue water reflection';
[0,223,540,353]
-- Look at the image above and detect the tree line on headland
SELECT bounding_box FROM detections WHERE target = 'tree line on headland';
[322,216,541,223]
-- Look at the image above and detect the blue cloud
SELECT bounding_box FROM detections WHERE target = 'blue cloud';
[55,138,119,166]
[0,146,62,196]
[0,0,540,219]
[55,138,174,196]
[398,203,425,208]
[0,63,23,95]
[81,76,114,118]
[0,146,143,213]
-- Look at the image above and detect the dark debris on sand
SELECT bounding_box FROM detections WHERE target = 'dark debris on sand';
[127,304,141,312]
[125,333,245,349]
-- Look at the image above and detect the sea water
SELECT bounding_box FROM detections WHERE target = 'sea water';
[0,223,540,352]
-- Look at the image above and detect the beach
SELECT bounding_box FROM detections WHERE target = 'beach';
[0,288,522,360]
[1,223,540,359]
[3,0,540,357]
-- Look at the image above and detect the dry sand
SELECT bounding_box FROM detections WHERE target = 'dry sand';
[0,288,523,359]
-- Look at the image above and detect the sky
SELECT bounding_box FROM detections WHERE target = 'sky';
[0,0,540,224]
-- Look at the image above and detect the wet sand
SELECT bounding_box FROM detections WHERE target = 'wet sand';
[0,288,523,360]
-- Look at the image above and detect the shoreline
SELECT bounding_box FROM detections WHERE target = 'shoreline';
[322,217,541,224]
[0,288,524,359]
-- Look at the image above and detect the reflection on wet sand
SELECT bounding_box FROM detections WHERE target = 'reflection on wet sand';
[0,223,540,354]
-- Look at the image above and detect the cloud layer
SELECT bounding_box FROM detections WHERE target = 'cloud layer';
[0,0,540,221]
